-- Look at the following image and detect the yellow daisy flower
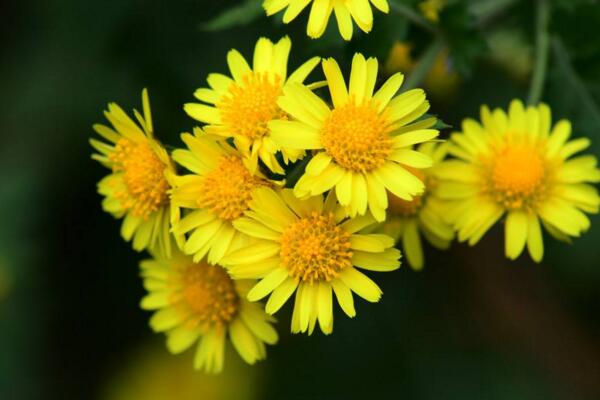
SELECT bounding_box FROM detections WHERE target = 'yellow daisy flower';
[90,89,176,256]
[419,0,445,22]
[140,248,278,373]
[269,53,439,222]
[263,0,389,41]
[437,100,600,262]
[379,142,454,270]
[170,129,272,264]
[220,187,401,335]
[184,36,320,175]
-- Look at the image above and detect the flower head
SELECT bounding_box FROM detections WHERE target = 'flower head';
[140,248,278,373]
[221,187,401,335]
[269,53,439,221]
[437,100,600,262]
[263,0,390,41]
[90,89,176,256]
[184,37,320,174]
[380,142,454,270]
[170,129,274,264]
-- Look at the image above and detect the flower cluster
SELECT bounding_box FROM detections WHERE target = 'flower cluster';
[91,34,599,373]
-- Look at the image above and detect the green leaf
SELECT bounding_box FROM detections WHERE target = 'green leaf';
[201,0,264,32]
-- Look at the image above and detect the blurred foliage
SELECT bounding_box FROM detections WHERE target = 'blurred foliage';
[1,0,600,399]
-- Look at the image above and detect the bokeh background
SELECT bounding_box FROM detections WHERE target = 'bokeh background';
[1,0,600,399]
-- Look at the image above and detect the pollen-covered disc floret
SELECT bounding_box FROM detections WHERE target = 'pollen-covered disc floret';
[140,249,278,373]
[280,212,353,283]
[218,73,286,140]
[184,36,320,174]
[321,102,392,172]
[178,262,239,330]
[90,89,175,256]
[269,53,438,221]
[109,138,170,219]
[485,146,547,210]
[222,187,401,336]
[437,100,600,262]
[197,156,267,221]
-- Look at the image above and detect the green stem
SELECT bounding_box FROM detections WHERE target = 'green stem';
[389,1,438,34]
[552,37,600,129]
[527,0,550,105]
[402,38,444,91]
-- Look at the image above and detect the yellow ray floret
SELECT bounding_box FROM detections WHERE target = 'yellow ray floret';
[436,99,600,262]
[90,89,177,256]
[140,248,278,373]
[268,53,439,222]
[184,36,320,175]
[263,0,389,41]
[379,142,454,270]
[170,129,276,264]
[220,187,401,335]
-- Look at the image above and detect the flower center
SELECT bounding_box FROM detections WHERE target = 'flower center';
[321,101,392,172]
[109,138,169,218]
[280,212,353,283]
[217,72,286,140]
[387,168,426,217]
[197,156,266,220]
[179,262,239,330]
[487,145,547,210]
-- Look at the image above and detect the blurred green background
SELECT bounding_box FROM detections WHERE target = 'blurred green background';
[1,0,599,399]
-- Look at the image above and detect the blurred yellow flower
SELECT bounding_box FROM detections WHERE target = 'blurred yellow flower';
[385,41,460,100]
[102,342,261,400]
[170,129,273,264]
[437,100,600,262]
[380,142,454,270]
[221,187,400,335]
[419,0,445,22]
[263,0,389,41]
[269,53,439,221]
[91,89,176,256]
[184,37,320,174]
[140,248,278,373]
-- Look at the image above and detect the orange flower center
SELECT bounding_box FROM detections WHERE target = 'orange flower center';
[486,145,547,210]
[109,138,169,218]
[321,101,392,172]
[179,262,239,330]
[280,212,353,283]
[197,156,267,220]
[217,72,286,140]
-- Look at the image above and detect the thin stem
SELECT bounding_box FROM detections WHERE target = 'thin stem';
[552,37,600,129]
[389,1,438,35]
[402,38,444,91]
[527,0,550,105]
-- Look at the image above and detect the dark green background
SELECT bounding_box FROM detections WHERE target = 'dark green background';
[1,0,599,399]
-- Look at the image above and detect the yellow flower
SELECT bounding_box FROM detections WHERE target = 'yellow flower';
[437,100,600,262]
[221,187,401,335]
[380,142,454,270]
[263,0,390,41]
[170,129,274,264]
[140,248,278,373]
[184,37,320,174]
[90,89,176,256]
[419,0,445,22]
[269,53,439,222]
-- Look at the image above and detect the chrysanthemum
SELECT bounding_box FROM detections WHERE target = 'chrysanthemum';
[170,129,272,264]
[184,37,320,174]
[140,248,278,373]
[220,187,401,335]
[437,100,600,262]
[90,89,176,256]
[379,142,454,270]
[269,53,439,222]
[263,0,389,41]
